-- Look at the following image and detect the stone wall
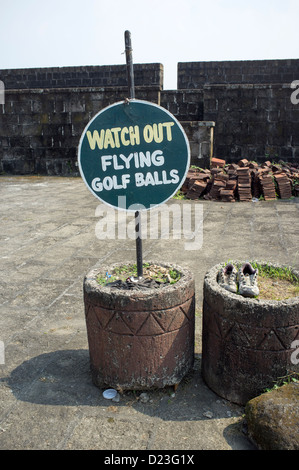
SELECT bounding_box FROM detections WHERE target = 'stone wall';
[178,59,299,88]
[0,86,161,175]
[178,59,299,163]
[0,64,164,90]
[0,60,298,175]
[160,89,203,121]
[203,83,298,162]
[160,90,215,167]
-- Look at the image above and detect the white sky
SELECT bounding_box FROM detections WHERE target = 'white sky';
[0,0,298,90]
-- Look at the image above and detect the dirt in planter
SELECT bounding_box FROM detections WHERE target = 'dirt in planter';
[97,263,181,290]
[252,263,299,301]
[257,276,299,301]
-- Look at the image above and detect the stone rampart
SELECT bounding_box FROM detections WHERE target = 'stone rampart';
[203,83,298,162]
[0,86,160,175]
[178,59,299,88]
[0,64,164,90]
[0,60,298,175]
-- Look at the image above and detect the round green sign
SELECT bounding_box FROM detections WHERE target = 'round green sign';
[78,99,190,211]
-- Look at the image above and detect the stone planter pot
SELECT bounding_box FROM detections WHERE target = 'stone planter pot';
[202,262,299,405]
[83,262,195,390]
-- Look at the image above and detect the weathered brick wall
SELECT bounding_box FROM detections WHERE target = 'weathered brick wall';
[178,59,299,164]
[0,64,164,90]
[203,83,299,162]
[0,86,160,175]
[0,60,298,175]
[178,59,299,88]
[160,90,203,121]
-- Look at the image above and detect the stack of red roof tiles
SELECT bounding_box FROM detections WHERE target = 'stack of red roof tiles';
[181,158,298,202]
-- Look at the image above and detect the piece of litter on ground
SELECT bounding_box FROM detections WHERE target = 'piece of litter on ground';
[103,388,118,400]
[203,411,213,419]
[112,392,120,403]
[139,392,150,403]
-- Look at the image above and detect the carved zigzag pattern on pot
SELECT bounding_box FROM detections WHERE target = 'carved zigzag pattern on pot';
[86,297,194,336]
[210,310,299,351]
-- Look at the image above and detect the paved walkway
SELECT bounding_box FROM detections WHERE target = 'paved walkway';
[0,176,298,450]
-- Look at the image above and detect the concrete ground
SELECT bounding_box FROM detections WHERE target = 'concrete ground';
[0,175,298,451]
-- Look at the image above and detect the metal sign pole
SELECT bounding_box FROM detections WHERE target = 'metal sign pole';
[124,30,135,100]
[124,30,143,278]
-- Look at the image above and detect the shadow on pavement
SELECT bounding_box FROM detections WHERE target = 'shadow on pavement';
[1,345,257,450]
[3,349,241,417]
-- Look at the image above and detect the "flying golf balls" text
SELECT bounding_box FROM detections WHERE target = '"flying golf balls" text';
[87,121,180,192]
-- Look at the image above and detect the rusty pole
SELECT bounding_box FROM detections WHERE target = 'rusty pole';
[124,30,143,278]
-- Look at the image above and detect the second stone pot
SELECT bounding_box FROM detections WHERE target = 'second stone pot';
[202,261,299,405]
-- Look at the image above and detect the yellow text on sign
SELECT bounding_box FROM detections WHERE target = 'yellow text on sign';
[86,122,174,150]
